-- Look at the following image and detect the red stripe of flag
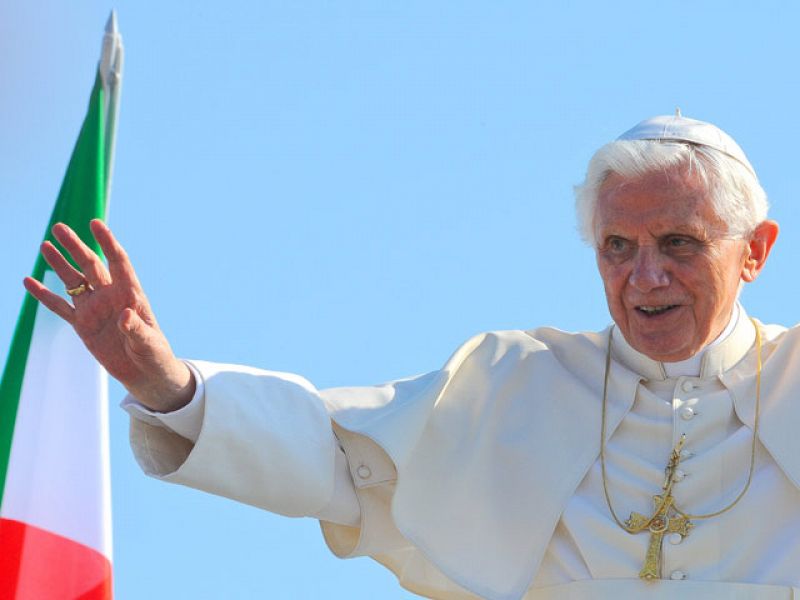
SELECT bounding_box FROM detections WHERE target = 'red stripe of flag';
[0,518,111,599]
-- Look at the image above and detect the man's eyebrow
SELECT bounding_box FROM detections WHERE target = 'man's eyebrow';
[595,227,711,241]
[658,231,704,238]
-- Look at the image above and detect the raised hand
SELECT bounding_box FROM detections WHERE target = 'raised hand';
[23,220,195,412]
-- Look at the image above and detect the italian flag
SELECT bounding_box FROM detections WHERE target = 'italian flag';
[0,15,122,599]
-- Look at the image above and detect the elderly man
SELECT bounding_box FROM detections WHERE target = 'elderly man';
[26,113,797,599]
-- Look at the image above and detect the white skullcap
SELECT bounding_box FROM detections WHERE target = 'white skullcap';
[617,109,756,176]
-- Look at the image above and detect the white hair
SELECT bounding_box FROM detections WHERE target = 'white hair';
[574,140,769,245]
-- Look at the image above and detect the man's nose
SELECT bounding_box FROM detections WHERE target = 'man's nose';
[628,246,670,292]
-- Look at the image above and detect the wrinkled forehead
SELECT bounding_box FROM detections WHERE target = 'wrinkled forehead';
[595,169,726,237]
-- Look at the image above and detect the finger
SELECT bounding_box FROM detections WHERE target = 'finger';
[52,223,111,287]
[90,220,143,291]
[40,241,88,290]
[23,277,75,323]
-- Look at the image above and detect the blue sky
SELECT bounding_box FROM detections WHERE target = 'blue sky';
[3,2,800,598]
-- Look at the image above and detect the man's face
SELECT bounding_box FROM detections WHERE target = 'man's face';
[594,169,749,362]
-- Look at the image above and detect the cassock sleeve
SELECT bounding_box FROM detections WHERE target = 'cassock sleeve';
[126,359,346,518]
[123,360,361,526]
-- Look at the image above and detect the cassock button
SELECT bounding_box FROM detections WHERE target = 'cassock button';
[356,465,372,480]
[673,469,686,482]
[681,380,695,393]
[680,407,696,421]
[669,533,683,545]
[670,570,687,580]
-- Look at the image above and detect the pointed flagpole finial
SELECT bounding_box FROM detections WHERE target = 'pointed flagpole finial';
[100,11,123,91]
[105,10,118,35]
[675,107,682,118]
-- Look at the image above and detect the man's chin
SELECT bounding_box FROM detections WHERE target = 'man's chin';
[628,335,697,362]
[618,323,697,362]
[619,307,699,360]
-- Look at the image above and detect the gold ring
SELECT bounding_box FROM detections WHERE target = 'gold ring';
[66,283,89,297]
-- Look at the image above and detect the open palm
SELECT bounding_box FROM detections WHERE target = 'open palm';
[24,220,194,411]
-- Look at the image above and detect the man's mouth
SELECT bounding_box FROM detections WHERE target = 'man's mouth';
[636,304,679,316]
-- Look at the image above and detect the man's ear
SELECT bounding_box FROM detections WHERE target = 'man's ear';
[742,220,780,283]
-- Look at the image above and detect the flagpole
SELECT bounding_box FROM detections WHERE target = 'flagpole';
[97,10,123,563]
[100,10,124,209]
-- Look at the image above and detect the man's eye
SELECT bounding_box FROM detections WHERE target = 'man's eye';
[665,236,693,249]
[608,238,628,252]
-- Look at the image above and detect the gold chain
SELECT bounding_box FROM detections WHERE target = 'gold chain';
[600,318,762,532]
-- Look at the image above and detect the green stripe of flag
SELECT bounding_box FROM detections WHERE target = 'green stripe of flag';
[0,71,108,506]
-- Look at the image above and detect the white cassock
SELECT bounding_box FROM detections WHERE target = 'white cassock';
[124,305,800,600]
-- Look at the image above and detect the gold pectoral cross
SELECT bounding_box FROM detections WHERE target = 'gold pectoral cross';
[626,495,693,581]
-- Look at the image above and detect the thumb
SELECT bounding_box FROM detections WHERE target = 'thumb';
[118,308,154,353]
